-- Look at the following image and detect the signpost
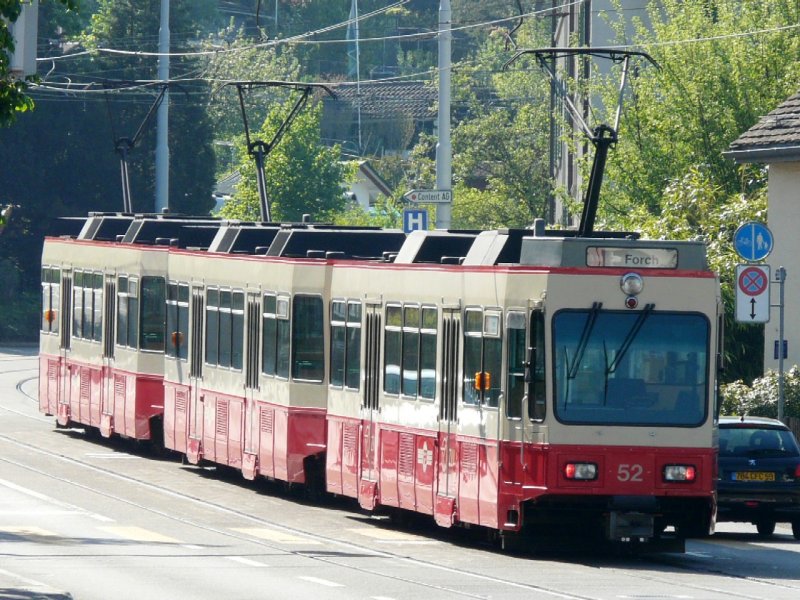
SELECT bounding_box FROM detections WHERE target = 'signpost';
[732,221,787,420]
[403,209,428,234]
[735,264,770,323]
[734,221,773,262]
[403,189,452,204]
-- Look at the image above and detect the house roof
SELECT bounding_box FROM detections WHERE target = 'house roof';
[726,91,800,163]
[358,161,392,197]
[329,81,437,121]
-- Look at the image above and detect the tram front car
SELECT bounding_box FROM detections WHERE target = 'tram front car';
[508,235,720,548]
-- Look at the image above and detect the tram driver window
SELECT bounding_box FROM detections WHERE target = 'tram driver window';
[463,308,502,407]
[41,267,61,334]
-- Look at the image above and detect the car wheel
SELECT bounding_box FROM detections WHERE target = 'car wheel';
[756,519,776,536]
[792,521,800,541]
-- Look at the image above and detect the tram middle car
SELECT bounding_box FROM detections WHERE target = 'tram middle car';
[40,218,720,550]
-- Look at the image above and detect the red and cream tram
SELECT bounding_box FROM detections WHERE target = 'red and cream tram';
[40,217,720,549]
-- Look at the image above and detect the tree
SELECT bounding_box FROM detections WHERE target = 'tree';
[1,0,79,126]
[595,0,800,219]
[221,99,351,222]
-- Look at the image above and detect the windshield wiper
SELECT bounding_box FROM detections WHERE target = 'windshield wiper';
[567,302,602,379]
[606,303,655,374]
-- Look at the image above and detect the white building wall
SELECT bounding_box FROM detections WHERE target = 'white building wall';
[763,161,800,371]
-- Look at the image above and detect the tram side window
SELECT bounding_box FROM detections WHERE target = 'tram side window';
[116,276,139,348]
[330,300,362,390]
[529,310,546,421]
[292,295,324,382]
[463,308,502,407]
[205,287,244,369]
[506,312,526,419]
[166,282,189,360]
[383,303,437,400]
[139,277,166,352]
[41,267,61,334]
[384,304,402,394]
[72,270,102,342]
[262,293,290,378]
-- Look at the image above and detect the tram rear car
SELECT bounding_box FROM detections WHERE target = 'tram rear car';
[327,229,719,546]
[39,214,220,442]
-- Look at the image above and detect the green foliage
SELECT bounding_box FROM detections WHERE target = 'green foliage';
[721,368,800,419]
[221,100,349,222]
[332,196,404,229]
[597,0,800,218]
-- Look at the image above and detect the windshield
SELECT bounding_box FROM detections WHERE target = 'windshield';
[720,426,800,458]
[553,309,709,426]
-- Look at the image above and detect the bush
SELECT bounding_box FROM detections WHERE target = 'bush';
[721,367,800,418]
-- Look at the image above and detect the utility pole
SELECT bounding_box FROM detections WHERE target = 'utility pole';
[435,0,452,229]
[155,0,170,213]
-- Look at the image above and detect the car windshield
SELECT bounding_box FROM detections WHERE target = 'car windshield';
[553,309,709,426]
[719,426,800,458]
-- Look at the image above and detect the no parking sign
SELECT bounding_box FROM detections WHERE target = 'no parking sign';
[735,264,770,323]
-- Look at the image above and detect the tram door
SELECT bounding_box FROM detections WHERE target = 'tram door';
[187,286,205,460]
[57,270,73,426]
[361,303,382,490]
[242,292,261,478]
[437,307,460,500]
[100,274,116,436]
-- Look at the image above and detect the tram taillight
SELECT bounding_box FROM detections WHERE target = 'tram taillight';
[663,464,696,482]
[564,462,598,480]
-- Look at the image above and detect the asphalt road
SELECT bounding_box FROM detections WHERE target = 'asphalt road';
[2,345,800,600]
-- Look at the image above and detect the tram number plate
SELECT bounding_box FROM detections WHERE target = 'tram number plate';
[733,471,775,481]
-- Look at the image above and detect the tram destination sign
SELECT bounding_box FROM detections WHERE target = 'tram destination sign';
[586,247,678,269]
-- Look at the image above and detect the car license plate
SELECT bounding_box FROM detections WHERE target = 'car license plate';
[733,471,776,481]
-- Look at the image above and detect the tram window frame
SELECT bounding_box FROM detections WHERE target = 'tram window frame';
[463,307,502,408]
[528,310,546,421]
[204,286,244,370]
[41,267,61,334]
[139,276,166,353]
[506,311,527,419]
[262,292,290,379]
[71,270,103,343]
[292,294,324,383]
[116,275,139,349]
[330,299,362,390]
[166,282,189,360]
[383,302,437,401]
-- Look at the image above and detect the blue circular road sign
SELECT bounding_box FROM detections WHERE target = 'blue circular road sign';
[734,221,773,262]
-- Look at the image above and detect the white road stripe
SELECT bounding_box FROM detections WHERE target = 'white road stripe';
[298,576,344,588]
[226,556,269,567]
[0,477,114,522]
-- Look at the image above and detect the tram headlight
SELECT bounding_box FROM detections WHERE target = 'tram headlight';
[620,272,644,296]
[564,462,598,480]
[663,464,696,482]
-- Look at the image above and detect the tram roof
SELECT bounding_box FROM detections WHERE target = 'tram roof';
[265,225,406,260]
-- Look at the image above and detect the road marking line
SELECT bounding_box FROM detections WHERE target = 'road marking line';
[298,576,344,588]
[0,478,114,522]
[99,525,180,544]
[226,556,269,567]
[231,527,321,544]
